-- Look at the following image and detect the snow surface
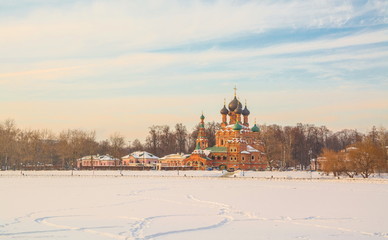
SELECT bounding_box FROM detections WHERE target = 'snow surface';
[1,171,387,240]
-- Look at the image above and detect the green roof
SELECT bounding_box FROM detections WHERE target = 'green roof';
[233,122,243,131]
[252,124,260,132]
[206,146,228,153]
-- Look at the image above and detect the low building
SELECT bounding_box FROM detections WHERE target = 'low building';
[159,153,189,167]
[121,151,159,166]
[311,147,359,171]
[77,154,120,168]
[310,157,327,171]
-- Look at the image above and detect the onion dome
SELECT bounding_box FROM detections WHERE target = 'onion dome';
[220,105,229,115]
[200,114,205,120]
[228,96,239,111]
[233,122,243,131]
[251,124,260,132]
[242,106,250,116]
[238,101,242,109]
[234,105,243,114]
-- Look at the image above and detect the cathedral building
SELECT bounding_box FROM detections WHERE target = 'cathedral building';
[183,89,267,170]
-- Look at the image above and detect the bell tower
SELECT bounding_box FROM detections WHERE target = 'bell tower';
[196,113,208,150]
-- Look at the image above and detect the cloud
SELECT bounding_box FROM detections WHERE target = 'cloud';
[0,0,384,59]
[2,28,387,84]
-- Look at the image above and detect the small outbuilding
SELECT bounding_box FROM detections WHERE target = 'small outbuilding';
[121,151,159,166]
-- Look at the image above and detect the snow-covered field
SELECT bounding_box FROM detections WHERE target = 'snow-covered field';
[1,171,387,240]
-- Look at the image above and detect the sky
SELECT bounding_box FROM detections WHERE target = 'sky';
[0,0,387,142]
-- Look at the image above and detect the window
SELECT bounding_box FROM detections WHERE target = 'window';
[251,156,255,160]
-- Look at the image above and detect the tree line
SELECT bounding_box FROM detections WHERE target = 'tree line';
[260,124,388,175]
[0,119,214,170]
[321,132,387,178]
[1,119,387,172]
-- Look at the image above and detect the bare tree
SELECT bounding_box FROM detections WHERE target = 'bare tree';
[175,123,187,154]
[131,139,143,152]
[146,126,160,156]
[109,133,126,165]
[261,124,284,170]
[0,119,19,169]
[98,140,110,155]
[159,125,175,156]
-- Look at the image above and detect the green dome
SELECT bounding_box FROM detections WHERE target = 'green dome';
[200,114,205,120]
[233,122,243,131]
[251,124,260,132]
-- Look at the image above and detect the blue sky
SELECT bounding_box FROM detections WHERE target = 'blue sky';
[0,0,387,141]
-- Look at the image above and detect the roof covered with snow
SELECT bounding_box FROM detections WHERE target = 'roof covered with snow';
[122,151,159,159]
[78,154,119,161]
[160,153,188,160]
[247,145,259,152]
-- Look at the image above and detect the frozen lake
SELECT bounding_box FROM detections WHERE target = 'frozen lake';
[1,171,387,239]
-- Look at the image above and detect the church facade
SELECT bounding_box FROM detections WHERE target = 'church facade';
[183,90,267,170]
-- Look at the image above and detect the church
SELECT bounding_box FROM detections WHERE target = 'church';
[183,89,268,170]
